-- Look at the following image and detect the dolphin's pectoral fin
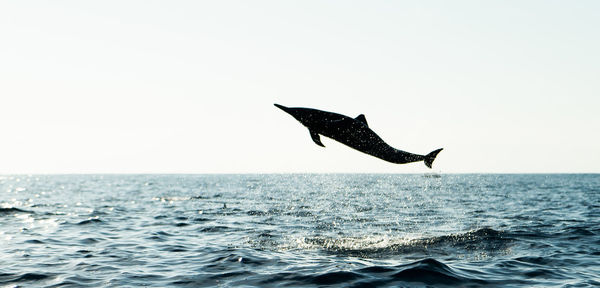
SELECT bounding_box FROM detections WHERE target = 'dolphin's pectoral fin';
[355,114,368,127]
[309,129,325,147]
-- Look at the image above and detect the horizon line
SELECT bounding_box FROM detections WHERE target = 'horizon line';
[1,172,599,176]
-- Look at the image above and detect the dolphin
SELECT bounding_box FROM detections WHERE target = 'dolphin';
[274,104,443,168]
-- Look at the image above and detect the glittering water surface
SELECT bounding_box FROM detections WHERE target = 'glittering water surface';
[1,174,599,287]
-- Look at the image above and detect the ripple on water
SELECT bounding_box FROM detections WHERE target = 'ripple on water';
[199,226,231,233]
[24,239,44,244]
[76,218,103,225]
[0,272,55,285]
[1,207,28,213]
[80,237,102,245]
[257,259,491,287]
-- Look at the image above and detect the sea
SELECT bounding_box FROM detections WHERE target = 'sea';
[1,174,599,287]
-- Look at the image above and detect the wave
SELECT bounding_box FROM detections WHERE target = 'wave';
[164,257,493,287]
[386,258,488,285]
[0,207,33,215]
[0,272,54,284]
[255,258,488,287]
[76,218,103,225]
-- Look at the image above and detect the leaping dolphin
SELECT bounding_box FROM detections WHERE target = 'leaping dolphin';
[274,104,443,168]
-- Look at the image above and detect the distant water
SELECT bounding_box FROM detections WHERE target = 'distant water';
[1,174,599,287]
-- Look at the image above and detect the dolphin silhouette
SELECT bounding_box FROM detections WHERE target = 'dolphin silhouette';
[274,104,443,168]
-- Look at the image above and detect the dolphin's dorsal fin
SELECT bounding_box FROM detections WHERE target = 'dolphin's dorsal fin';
[355,114,368,126]
[309,129,325,147]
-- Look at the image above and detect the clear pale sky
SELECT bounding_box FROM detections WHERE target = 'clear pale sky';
[1,1,598,174]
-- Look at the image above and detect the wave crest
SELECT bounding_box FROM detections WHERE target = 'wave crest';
[257,258,487,286]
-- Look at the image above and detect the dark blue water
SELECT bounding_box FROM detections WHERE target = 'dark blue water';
[1,174,599,287]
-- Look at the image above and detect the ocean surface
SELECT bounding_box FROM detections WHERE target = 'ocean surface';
[1,174,599,287]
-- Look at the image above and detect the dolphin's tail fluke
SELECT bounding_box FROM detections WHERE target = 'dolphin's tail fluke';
[424,148,443,168]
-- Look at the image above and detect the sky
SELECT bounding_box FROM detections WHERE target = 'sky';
[1,0,599,174]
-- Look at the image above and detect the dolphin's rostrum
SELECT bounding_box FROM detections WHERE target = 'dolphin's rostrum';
[275,104,443,168]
